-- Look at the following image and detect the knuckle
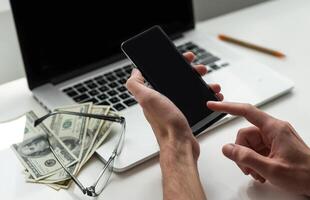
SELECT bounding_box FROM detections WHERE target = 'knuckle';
[278,120,292,133]
[138,95,150,107]
[262,119,278,132]
[237,129,245,139]
[267,162,283,176]
[236,128,250,144]
[245,103,253,109]
[235,150,250,163]
[139,92,156,107]
[242,103,253,116]
[239,152,253,163]
[283,121,292,129]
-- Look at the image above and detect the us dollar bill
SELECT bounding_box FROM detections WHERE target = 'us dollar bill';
[27,105,111,184]
[30,108,116,187]
[12,111,78,180]
[33,106,113,185]
[49,103,92,161]
[24,168,64,190]
[80,105,110,166]
[83,110,117,163]
[21,105,120,189]
[27,103,92,183]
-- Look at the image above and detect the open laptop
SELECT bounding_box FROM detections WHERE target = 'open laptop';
[10,0,294,172]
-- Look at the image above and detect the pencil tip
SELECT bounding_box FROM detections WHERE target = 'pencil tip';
[274,52,286,58]
[218,34,225,40]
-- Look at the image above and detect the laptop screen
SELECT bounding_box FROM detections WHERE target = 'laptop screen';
[10,0,194,89]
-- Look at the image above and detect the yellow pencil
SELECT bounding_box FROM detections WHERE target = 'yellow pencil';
[218,34,286,58]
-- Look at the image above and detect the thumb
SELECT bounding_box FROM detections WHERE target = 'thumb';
[222,143,273,179]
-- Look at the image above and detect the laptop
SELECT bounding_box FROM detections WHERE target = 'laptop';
[10,0,294,172]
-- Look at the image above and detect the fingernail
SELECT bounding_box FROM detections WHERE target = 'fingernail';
[131,68,138,75]
[222,143,235,158]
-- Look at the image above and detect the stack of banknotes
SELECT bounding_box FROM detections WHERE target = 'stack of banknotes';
[11,103,116,190]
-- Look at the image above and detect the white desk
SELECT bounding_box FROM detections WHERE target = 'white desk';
[1,0,310,199]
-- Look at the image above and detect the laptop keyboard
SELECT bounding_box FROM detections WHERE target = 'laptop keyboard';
[62,42,229,111]
[177,42,229,73]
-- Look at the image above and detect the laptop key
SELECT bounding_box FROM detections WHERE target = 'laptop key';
[74,94,90,102]
[209,64,220,70]
[66,90,78,97]
[97,94,108,100]
[115,71,126,78]
[185,43,197,50]
[76,86,88,93]
[117,86,127,92]
[201,57,220,65]
[99,86,109,92]
[108,82,119,88]
[197,52,213,60]
[123,98,137,107]
[221,63,229,67]
[96,79,107,85]
[73,83,83,89]
[94,75,104,81]
[107,90,118,96]
[119,93,129,100]
[84,80,94,84]
[98,101,110,106]
[207,69,213,73]
[113,103,126,111]
[105,72,113,76]
[106,75,117,82]
[89,89,99,96]
[118,78,127,85]
[63,87,73,93]
[109,97,120,104]
[114,68,123,73]
[87,82,98,89]
[124,68,133,74]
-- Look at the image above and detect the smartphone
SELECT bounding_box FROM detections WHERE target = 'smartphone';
[121,25,226,135]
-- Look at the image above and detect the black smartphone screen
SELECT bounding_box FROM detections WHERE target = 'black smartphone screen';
[121,26,226,134]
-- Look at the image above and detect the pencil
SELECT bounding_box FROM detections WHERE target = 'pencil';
[218,34,286,58]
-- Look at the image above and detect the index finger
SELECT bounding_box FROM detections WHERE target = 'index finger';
[207,101,275,130]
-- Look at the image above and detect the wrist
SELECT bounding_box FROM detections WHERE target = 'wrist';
[160,141,197,168]
[304,155,310,196]
[159,127,199,162]
[158,131,206,200]
[299,153,310,196]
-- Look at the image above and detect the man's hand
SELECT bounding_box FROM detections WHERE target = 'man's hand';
[126,52,223,200]
[126,52,223,160]
[208,101,310,196]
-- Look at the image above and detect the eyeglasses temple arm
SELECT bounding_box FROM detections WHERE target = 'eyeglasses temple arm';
[49,147,87,194]
[34,110,125,127]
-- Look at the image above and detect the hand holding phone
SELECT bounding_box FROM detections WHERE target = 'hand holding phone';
[121,25,226,135]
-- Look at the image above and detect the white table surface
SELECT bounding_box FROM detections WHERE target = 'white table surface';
[0,0,9,13]
[1,0,310,199]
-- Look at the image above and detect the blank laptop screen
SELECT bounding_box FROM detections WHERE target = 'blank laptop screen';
[10,0,194,89]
